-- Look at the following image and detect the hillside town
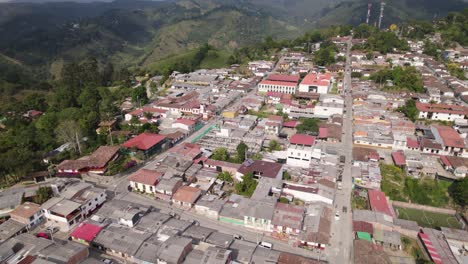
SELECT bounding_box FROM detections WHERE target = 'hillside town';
[1,24,468,264]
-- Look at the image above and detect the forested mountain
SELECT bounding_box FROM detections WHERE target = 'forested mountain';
[0,0,466,85]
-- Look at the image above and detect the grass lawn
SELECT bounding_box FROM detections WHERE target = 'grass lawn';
[395,207,461,229]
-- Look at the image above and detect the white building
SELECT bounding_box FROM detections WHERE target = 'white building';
[41,197,83,232]
[298,73,332,94]
[287,134,316,168]
[257,74,299,94]
[416,102,467,121]
[314,103,344,119]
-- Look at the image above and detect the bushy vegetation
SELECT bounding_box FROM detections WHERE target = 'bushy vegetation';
[313,41,338,66]
[397,99,419,121]
[296,118,320,134]
[449,177,468,208]
[371,66,424,92]
[353,24,409,54]
[217,171,234,183]
[235,172,258,197]
[380,164,451,207]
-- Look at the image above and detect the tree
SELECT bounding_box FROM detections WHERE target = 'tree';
[449,177,468,208]
[282,171,291,181]
[397,99,419,122]
[268,140,281,151]
[132,85,148,106]
[235,172,258,197]
[236,142,248,163]
[217,171,234,183]
[251,152,263,160]
[33,186,52,204]
[296,118,320,134]
[55,120,83,154]
[212,147,229,161]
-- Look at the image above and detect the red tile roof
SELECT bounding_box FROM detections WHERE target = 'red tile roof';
[129,169,163,186]
[434,125,465,148]
[318,127,328,138]
[70,223,103,242]
[267,74,300,83]
[353,221,374,235]
[440,156,451,167]
[406,137,419,148]
[300,73,332,86]
[391,151,406,166]
[290,134,315,146]
[175,118,196,126]
[172,186,202,204]
[416,102,468,115]
[283,120,299,128]
[368,190,395,217]
[268,115,283,122]
[259,80,297,87]
[168,143,202,160]
[122,133,166,150]
[237,160,283,179]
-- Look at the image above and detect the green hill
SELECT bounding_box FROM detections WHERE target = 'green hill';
[0,0,466,81]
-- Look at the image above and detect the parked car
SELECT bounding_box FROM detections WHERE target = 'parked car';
[234,234,242,240]
[335,211,340,220]
[258,241,273,249]
[36,232,50,239]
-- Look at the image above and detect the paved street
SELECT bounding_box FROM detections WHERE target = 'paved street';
[326,37,354,264]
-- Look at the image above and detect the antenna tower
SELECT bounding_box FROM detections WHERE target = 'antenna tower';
[378,1,386,29]
[366,3,372,24]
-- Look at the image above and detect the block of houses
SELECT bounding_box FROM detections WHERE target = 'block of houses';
[298,72,332,94]
[243,199,276,232]
[172,186,202,208]
[60,182,107,217]
[121,132,167,157]
[264,115,283,135]
[9,202,44,230]
[172,118,198,132]
[129,169,163,194]
[154,178,183,201]
[440,156,468,178]
[286,134,315,168]
[236,160,283,181]
[299,204,333,250]
[93,224,152,260]
[271,203,305,237]
[57,145,120,175]
[258,74,299,94]
[431,125,465,156]
[194,194,225,220]
[41,197,83,232]
[416,102,467,121]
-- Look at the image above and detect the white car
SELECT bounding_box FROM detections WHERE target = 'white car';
[259,241,273,249]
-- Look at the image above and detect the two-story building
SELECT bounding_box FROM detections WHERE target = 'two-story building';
[286,134,316,168]
[9,202,44,230]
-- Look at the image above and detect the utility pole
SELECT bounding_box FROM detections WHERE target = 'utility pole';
[378,1,386,29]
[366,3,372,25]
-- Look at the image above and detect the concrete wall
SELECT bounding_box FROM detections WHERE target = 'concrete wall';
[392,201,456,215]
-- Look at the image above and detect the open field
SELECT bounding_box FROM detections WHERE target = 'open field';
[395,206,461,229]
